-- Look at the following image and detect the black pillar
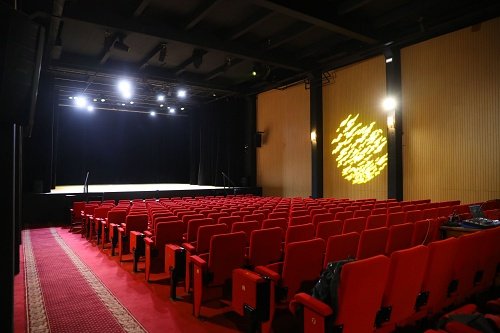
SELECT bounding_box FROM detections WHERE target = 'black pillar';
[244,95,257,187]
[385,48,403,201]
[310,71,323,198]
[0,123,17,333]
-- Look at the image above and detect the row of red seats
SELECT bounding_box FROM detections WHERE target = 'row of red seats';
[229,226,499,333]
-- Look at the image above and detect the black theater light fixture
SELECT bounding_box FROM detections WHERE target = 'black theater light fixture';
[159,43,167,62]
[192,49,204,69]
[113,34,130,52]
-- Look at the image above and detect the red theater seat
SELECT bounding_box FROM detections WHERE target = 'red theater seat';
[291,255,390,333]
[385,223,414,255]
[69,201,86,233]
[405,210,423,223]
[231,221,260,243]
[144,221,184,282]
[357,227,389,259]
[285,224,314,246]
[254,238,325,333]
[191,232,247,317]
[261,217,287,233]
[323,232,359,267]
[342,217,367,234]
[315,220,343,242]
[117,214,148,262]
[218,215,241,230]
[353,209,371,218]
[248,227,283,267]
[376,245,429,332]
[366,214,387,230]
[386,212,405,227]
[311,213,335,229]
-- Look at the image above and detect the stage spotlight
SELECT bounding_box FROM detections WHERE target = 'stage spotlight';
[169,108,175,113]
[150,111,156,116]
[121,103,126,106]
[192,49,205,69]
[118,79,133,99]
[159,43,167,62]
[87,105,94,112]
[160,104,164,108]
[113,35,130,52]
[93,98,97,102]
[130,101,134,104]
[177,89,186,98]
[180,107,185,111]
[157,94,165,102]
[100,98,106,102]
[68,96,73,100]
[382,97,397,111]
[74,96,88,108]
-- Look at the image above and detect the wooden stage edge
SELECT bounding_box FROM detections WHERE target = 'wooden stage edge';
[23,183,262,226]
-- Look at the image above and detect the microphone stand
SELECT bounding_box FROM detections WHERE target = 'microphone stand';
[221,171,236,195]
[83,171,89,202]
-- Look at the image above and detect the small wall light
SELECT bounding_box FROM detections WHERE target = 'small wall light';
[311,130,317,144]
[387,115,395,129]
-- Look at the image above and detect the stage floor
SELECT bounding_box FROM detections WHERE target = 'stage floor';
[49,183,224,194]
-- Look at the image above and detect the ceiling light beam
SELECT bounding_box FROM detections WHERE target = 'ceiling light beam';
[133,0,151,17]
[138,42,166,70]
[184,0,222,30]
[249,0,378,44]
[337,0,374,15]
[227,9,275,41]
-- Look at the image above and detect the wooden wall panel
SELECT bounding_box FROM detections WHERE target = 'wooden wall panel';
[323,56,388,200]
[256,85,311,197]
[402,17,500,203]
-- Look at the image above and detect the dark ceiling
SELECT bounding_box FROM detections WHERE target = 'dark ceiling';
[16,0,500,113]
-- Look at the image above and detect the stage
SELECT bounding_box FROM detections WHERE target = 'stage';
[23,183,261,226]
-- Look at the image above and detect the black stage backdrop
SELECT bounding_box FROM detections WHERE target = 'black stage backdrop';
[55,108,190,185]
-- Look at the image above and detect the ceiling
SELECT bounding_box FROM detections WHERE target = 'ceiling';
[17,0,500,113]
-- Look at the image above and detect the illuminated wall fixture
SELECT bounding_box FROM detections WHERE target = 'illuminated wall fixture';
[331,114,388,184]
[310,130,317,144]
[387,115,395,129]
[381,96,397,111]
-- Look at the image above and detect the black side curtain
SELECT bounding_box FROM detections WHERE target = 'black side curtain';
[190,98,246,187]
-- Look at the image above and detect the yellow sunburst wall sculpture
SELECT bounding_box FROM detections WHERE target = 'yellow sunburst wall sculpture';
[331,114,388,184]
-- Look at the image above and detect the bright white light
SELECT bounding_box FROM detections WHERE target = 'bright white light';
[93,98,98,102]
[212,93,216,97]
[130,101,134,104]
[121,103,126,106]
[169,108,175,113]
[177,89,186,98]
[157,94,165,102]
[118,80,133,99]
[68,96,73,100]
[74,96,88,108]
[385,57,393,63]
[387,115,395,128]
[382,97,397,111]
[310,130,317,143]
[160,104,164,108]
[87,105,94,112]
[180,107,185,111]
[150,111,156,116]
[100,98,106,102]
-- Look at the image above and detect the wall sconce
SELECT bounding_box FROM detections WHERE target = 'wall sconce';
[387,114,395,130]
[311,130,317,144]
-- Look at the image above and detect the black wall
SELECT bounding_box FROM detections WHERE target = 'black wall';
[54,108,190,185]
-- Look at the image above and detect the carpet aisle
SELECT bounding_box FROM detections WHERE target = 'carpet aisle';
[24,228,145,333]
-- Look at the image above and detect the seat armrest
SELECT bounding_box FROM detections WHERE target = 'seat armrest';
[120,223,126,228]
[144,230,153,237]
[291,293,333,317]
[182,242,196,253]
[144,237,154,246]
[254,265,281,282]
[190,255,208,269]
[118,227,125,233]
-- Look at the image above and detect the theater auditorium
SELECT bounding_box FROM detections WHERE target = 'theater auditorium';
[1,0,499,332]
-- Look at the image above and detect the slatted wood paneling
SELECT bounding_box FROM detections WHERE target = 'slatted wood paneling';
[401,17,500,203]
[323,56,388,200]
[256,85,311,197]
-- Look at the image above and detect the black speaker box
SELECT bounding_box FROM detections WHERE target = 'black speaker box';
[0,4,44,126]
[255,132,262,147]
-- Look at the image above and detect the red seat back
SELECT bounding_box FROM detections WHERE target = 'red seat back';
[386,212,405,227]
[315,220,344,241]
[405,210,423,223]
[335,255,390,333]
[196,224,228,254]
[357,227,389,259]
[311,213,335,229]
[285,224,314,246]
[324,232,359,268]
[366,214,387,230]
[281,238,325,302]
[186,218,215,243]
[125,214,148,236]
[342,217,367,234]
[353,209,371,218]
[385,223,415,255]
[208,232,247,286]
[248,227,283,267]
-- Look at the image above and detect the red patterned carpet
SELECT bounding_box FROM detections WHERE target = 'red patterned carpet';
[23,228,145,333]
[19,228,270,333]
